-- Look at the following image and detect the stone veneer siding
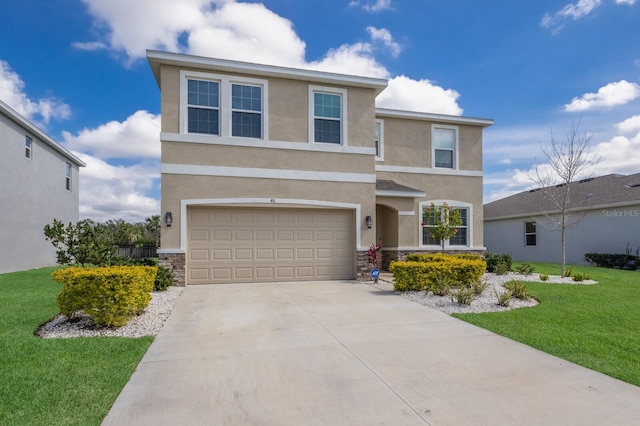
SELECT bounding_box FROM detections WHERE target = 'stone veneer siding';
[159,253,186,287]
[356,250,371,281]
[381,249,486,270]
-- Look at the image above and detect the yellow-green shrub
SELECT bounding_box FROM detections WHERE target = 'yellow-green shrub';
[51,266,156,327]
[390,255,486,292]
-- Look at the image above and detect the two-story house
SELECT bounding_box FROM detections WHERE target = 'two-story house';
[0,99,85,274]
[147,50,492,285]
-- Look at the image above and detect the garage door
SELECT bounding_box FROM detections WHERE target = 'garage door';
[187,207,355,284]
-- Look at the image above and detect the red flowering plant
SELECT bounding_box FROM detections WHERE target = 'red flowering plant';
[421,202,462,252]
[366,243,382,283]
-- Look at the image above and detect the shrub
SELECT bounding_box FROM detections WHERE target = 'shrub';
[451,286,474,305]
[469,278,489,295]
[564,267,572,277]
[495,288,513,306]
[539,273,549,281]
[429,273,453,296]
[494,261,510,275]
[517,262,535,275]
[51,266,156,327]
[572,272,592,282]
[585,251,639,270]
[154,265,174,291]
[504,280,529,300]
[485,253,512,273]
[390,255,486,292]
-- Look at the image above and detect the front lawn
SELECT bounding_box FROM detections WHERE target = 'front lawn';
[454,262,640,386]
[0,267,153,426]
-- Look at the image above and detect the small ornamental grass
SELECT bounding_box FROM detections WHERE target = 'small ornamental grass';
[539,273,550,281]
[516,262,535,275]
[494,288,513,306]
[450,285,475,306]
[504,280,530,300]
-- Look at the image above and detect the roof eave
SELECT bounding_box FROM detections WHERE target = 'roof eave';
[375,107,494,127]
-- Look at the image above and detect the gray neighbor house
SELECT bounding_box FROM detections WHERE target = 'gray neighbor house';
[484,173,640,265]
[0,99,85,274]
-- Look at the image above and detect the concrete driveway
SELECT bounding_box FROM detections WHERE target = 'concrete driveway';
[102,281,640,425]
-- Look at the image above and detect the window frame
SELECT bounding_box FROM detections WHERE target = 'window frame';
[525,221,537,246]
[419,200,472,248]
[180,70,268,140]
[374,119,384,161]
[65,162,72,191]
[25,135,32,159]
[431,124,459,170]
[308,85,348,146]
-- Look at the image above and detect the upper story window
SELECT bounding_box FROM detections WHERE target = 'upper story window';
[374,119,384,161]
[432,125,458,169]
[25,136,32,159]
[309,86,347,145]
[525,221,537,246]
[182,70,267,140]
[187,79,220,135]
[65,162,72,191]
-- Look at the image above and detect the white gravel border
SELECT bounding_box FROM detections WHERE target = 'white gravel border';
[388,272,597,315]
[36,286,184,339]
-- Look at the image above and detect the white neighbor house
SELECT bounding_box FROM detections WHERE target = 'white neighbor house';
[484,173,640,265]
[0,99,85,274]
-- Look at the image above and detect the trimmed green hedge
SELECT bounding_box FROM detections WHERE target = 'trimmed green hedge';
[390,254,486,292]
[51,266,156,327]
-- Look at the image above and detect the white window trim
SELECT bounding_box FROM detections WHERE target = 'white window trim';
[308,85,348,146]
[180,70,269,140]
[418,200,473,249]
[524,221,537,246]
[25,135,32,159]
[431,124,459,170]
[65,162,72,191]
[375,119,384,161]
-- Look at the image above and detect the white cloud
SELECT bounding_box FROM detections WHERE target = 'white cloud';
[62,111,161,159]
[71,41,108,51]
[594,132,640,175]
[349,0,393,13]
[616,0,637,5]
[366,27,402,58]
[308,42,389,78]
[541,0,602,32]
[616,115,640,133]
[565,80,640,111]
[75,152,160,222]
[0,60,71,125]
[376,75,463,115]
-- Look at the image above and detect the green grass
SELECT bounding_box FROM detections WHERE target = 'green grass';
[0,267,153,426]
[454,262,640,386]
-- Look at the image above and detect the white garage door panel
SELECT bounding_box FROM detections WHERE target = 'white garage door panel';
[187,207,355,284]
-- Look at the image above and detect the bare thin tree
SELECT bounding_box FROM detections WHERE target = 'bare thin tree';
[531,120,599,277]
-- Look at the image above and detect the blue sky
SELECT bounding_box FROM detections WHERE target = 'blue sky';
[2,0,639,222]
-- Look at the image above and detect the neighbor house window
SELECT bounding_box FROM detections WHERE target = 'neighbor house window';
[432,125,458,169]
[25,136,32,159]
[187,79,220,135]
[182,71,267,139]
[309,86,346,145]
[420,202,471,247]
[231,84,262,138]
[374,119,384,160]
[65,162,72,191]
[525,221,536,246]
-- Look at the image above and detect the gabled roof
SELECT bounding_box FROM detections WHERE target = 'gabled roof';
[146,50,388,95]
[0,99,85,167]
[484,173,640,220]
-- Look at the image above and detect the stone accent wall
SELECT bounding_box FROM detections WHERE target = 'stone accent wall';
[356,251,370,281]
[159,253,186,287]
[381,249,486,270]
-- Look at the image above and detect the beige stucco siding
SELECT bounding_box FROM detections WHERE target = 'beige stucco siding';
[377,116,483,171]
[162,142,374,174]
[161,174,376,249]
[159,64,376,146]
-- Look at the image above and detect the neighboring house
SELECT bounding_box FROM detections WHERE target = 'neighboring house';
[147,50,493,285]
[0,99,85,274]
[484,173,640,265]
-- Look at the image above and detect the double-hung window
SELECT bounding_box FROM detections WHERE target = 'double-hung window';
[183,71,266,139]
[449,208,468,246]
[65,162,72,191]
[310,86,346,145]
[420,201,471,247]
[432,125,457,169]
[374,119,384,160]
[187,79,220,135]
[25,136,32,159]
[525,221,536,246]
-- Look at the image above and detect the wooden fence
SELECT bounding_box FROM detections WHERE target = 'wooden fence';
[116,243,157,259]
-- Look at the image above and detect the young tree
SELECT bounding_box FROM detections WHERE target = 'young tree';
[145,215,161,247]
[531,121,599,277]
[44,219,116,266]
[422,202,462,252]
